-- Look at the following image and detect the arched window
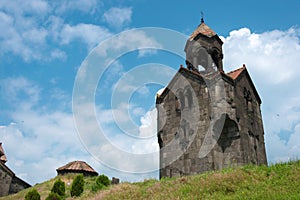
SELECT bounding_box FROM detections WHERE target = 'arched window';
[243,87,253,113]
[212,50,219,70]
[175,96,181,112]
[185,88,193,109]
[179,91,185,108]
[217,117,240,152]
[176,90,185,112]
[158,132,163,148]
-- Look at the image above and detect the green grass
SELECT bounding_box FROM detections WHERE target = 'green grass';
[2,160,300,200]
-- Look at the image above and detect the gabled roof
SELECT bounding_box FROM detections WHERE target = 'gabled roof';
[227,65,262,104]
[227,66,246,80]
[0,142,7,163]
[56,160,98,176]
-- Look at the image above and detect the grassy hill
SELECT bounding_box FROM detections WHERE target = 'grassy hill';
[2,160,300,200]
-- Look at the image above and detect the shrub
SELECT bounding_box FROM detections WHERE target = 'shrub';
[96,174,111,187]
[25,188,41,200]
[70,174,84,197]
[45,192,62,200]
[51,178,65,197]
[91,174,111,192]
[91,182,104,192]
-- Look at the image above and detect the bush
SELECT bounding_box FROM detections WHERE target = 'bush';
[91,174,111,192]
[46,192,62,200]
[25,188,41,200]
[91,182,104,192]
[51,178,65,197]
[96,174,111,187]
[70,174,84,197]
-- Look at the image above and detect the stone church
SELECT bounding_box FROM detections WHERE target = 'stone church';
[0,143,31,197]
[156,18,267,178]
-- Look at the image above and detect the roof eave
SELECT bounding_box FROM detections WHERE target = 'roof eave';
[227,67,262,104]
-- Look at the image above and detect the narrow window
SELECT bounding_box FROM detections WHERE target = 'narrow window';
[185,88,193,109]
[158,133,163,148]
[175,96,181,112]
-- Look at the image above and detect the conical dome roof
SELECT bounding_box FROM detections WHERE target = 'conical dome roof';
[56,160,98,176]
[190,19,217,40]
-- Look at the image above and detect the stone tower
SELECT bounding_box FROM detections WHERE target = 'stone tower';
[156,19,267,178]
[184,17,224,72]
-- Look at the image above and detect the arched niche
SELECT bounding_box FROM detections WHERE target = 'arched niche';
[213,115,241,169]
[184,87,193,109]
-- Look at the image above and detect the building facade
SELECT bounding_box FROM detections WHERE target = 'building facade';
[0,143,31,197]
[56,160,98,177]
[156,19,267,178]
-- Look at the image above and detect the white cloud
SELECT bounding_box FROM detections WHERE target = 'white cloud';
[50,49,67,60]
[223,27,300,84]
[96,102,143,137]
[52,0,100,14]
[94,106,159,173]
[0,1,51,61]
[94,29,162,63]
[138,49,158,58]
[132,107,146,117]
[1,77,41,107]
[138,109,157,139]
[21,28,48,45]
[47,15,65,41]
[97,61,125,93]
[0,77,94,184]
[103,7,132,28]
[0,107,88,184]
[222,27,300,163]
[60,23,112,50]
[0,11,35,61]
[0,0,49,16]
[0,0,107,61]
[136,85,150,95]
[70,100,159,177]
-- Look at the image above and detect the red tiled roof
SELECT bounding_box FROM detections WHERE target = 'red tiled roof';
[190,22,217,40]
[227,65,246,80]
[56,161,98,174]
[0,142,7,163]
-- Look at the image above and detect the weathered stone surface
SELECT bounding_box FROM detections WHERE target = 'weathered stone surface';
[157,20,267,179]
[0,145,31,197]
[9,176,31,195]
[0,163,13,197]
[111,177,120,184]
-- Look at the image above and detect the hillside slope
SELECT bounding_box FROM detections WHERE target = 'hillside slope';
[2,160,300,200]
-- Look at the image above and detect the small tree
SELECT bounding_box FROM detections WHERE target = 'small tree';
[25,188,41,200]
[51,178,65,197]
[46,192,62,200]
[70,174,84,197]
[92,174,111,192]
[96,174,111,186]
[91,182,104,192]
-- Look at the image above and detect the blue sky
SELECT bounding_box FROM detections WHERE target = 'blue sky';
[1,0,300,185]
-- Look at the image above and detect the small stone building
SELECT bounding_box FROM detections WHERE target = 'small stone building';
[0,143,31,197]
[156,19,267,178]
[56,161,98,176]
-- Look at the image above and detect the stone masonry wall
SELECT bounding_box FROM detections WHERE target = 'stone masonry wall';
[157,68,267,178]
[0,163,13,197]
